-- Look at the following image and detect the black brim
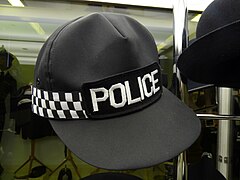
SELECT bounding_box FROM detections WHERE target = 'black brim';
[50,87,201,170]
[177,20,240,88]
[187,79,214,93]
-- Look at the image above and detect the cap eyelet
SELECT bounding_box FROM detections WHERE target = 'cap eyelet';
[37,78,40,85]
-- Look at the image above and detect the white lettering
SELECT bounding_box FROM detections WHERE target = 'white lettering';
[109,83,127,108]
[142,73,153,97]
[151,69,160,94]
[124,81,141,105]
[137,76,145,100]
[89,68,161,112]
[90,88,108,112]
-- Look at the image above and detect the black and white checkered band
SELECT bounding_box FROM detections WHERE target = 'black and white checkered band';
[32,87,88,119]
[32,62,162,120]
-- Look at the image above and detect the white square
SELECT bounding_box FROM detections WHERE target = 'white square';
[53,92,60,101]
[82,110,88,118]
[73,102,82,111]
[47,109,53,118]
[32,96,34,104]
[65,93,73,102]
[33,105,37,114]
[79,93,82,101]
[35,97,39,106]
[49,101,56,110]
[60,102,69,110]
[70,110,79,119]
[57,110,65,118]
[38,107,44,117]
[32,87,37,96]
[43,91,49,100]
[41,99,47,108]
[37,89,41,98]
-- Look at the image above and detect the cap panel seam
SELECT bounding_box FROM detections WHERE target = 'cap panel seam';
[101,13,127,39]
[47,17,82,90]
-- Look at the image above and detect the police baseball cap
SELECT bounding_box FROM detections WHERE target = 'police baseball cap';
[31,12,201,170]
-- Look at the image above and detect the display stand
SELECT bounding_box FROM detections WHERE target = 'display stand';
[14,139,52,178]
[173,0,189,179]
[217,87,233,179]
[50,145,81,179]
[172,0,236,179]
[197,114,240,121]
[197,88,234,180]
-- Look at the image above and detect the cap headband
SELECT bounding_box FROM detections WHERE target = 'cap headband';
[32,62,162,120]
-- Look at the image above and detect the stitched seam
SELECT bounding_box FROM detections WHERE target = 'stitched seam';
[101,13,127,39]
[47,17,82,90]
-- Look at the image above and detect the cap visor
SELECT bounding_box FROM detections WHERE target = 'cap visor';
[50,87,201,170]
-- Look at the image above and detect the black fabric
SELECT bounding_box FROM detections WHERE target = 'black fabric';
[15,87,54,139]
[0,114,5,140]
[0,163,3,175]
[0,49,14,71]
[19,113,54,139]
[82,173,142,180]
[177,0,240,88]
[188,154,226,180]
[0,72,17,111]
[28,166,46,178]
[33,12,201,170]
[0,72,17,140]
[196,0,240,38]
